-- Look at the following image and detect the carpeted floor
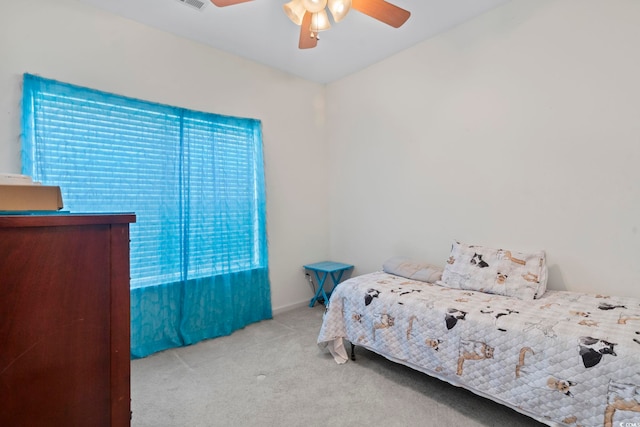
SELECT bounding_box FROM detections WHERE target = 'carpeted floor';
[131,304,545,427]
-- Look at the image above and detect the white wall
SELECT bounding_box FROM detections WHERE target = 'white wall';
[3,0,639,306]
[0,0,329,312]
[327,0,640,298]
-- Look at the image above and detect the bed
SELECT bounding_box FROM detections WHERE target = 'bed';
[317,243,640,427]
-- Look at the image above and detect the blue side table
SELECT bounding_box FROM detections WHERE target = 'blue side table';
[304,261,354,307]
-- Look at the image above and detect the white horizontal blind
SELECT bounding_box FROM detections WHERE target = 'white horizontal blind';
[21,74,267,288]
[183,114,262,278]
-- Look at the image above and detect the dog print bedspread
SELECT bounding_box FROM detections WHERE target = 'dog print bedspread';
[317,271,640,427]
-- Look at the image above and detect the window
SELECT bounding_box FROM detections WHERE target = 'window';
[22,74,272,357]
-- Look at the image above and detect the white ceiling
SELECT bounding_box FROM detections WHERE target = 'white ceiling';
[77,0,511,84]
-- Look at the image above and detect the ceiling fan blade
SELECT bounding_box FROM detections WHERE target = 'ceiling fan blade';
[298,11,318,49]
[210,0,253,6]
[351,0,410,28]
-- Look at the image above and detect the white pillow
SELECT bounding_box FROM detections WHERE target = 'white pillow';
[438,241,547,300]
[383,257,443,283]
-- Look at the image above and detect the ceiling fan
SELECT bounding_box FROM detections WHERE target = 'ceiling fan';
[209,0,411,49]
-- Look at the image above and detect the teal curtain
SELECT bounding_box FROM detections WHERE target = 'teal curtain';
[21,73,272,358]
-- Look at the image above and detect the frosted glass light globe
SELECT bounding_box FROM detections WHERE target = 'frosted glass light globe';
[283,0,306,25]
[328,0,351,22]
[309,9,331,32]
[302,0,328,13]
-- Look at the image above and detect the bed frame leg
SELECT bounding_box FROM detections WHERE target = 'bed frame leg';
[350,342,356,361]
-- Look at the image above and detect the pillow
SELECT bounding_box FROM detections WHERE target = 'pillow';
[382,257,443,283]
[438,241,547,300]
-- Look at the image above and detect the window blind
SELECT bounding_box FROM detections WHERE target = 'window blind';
[21,73,268,289]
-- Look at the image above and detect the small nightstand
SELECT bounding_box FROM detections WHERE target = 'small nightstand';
[304,261,354,307]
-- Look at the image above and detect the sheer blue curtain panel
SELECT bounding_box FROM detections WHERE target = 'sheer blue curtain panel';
[21,73,272,358]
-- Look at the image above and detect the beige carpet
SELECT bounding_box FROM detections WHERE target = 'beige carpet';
[131,304,545,427]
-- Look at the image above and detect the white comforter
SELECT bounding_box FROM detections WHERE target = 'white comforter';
[317,271,640,427]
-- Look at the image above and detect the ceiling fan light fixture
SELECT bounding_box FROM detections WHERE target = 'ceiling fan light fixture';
[309,9,331,32]
[213,0,411,50]
[302,0,328,14]
[283,0,306,25]
[327,0,351,22]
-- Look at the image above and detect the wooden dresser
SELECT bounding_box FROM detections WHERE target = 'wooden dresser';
[0,213,136,427]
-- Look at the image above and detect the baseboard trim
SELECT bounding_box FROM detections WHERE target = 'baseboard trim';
[272,300,311,316]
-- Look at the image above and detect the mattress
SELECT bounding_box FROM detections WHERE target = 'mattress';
[317,271,640,427]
